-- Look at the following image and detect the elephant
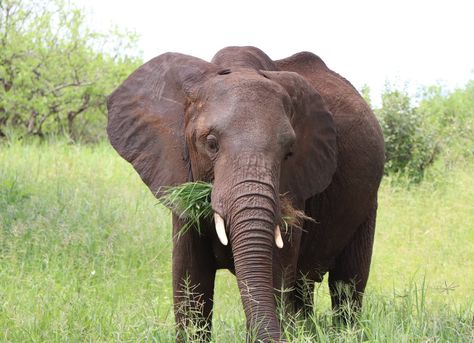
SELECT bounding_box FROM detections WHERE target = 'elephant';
[107,46,385,342]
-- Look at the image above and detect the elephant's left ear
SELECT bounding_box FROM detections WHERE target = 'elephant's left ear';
[260,70,337,202]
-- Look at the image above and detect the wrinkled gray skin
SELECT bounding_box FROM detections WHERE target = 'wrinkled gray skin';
[107,46,385,342]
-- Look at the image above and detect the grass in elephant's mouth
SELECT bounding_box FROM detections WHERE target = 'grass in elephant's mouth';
[157,182,213,235]
[279,196,314,231]
[157,182,312,237]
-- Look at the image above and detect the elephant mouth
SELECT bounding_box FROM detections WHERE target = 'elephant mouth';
[156,180,311,247]
[213,211,283,248]
[212,193,312,248]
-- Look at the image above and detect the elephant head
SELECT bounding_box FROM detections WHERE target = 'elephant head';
[107,47,337,341]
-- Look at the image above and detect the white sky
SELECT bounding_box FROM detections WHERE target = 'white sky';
[76,0,473,104]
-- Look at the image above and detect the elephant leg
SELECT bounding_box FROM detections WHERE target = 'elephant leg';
[172,217,216,342]
[328,203,377,324]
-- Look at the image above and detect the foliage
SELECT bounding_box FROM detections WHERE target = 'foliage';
[0,142,472,341]
[158,182,214,236]
[367,79,474,183]
[375,85,438,182]
[0,0,141,141]
[418,81,474,165]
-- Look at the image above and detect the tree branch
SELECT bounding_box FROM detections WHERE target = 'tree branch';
[53,81,93,92]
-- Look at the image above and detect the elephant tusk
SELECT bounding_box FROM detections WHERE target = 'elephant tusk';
[214,213,228,246]
[274,225,284,249]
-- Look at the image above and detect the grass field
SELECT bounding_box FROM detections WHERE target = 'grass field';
[1,141,473,342]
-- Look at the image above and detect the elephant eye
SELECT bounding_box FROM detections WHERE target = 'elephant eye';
[206,134,219,154]
[284,151,293,160]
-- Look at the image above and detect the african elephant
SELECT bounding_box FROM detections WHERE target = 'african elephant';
[107,46,384,342]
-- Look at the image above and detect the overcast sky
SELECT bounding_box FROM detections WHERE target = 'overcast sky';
[76,0,473,104]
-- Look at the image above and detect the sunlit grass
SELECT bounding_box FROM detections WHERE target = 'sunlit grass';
[0,141,472,341]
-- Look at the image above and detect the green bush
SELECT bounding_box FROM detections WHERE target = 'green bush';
[418,81,474,166]
[375,86,438,182]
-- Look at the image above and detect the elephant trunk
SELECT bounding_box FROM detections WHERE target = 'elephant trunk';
[231,197,281,341]
[212,154,283,342]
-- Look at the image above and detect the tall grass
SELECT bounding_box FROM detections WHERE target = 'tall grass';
[1,141,473,341]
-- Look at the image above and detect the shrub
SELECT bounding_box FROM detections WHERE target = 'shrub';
[418,82,474,166]
[376,85,438,182]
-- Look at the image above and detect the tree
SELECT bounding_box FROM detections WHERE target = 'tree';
[376,85,437,182]
[418,82,474,162]
[0,0,141,141]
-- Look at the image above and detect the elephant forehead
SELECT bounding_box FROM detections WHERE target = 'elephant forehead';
[197,86,289,127]
[196,78,291,122]
[192,94,295,154]
[189,71,294,141]
[204,71,287,101]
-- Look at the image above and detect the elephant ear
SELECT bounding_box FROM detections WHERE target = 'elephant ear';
[260,70,337,203]
[107,53,217,197]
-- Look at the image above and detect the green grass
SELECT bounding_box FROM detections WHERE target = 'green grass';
[1,141,473,342]
[158,182,214,237]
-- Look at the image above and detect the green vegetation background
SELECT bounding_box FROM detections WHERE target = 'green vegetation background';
[1,0,473,341]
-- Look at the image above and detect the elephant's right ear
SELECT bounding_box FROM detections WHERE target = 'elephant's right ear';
[107,53,218,197]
